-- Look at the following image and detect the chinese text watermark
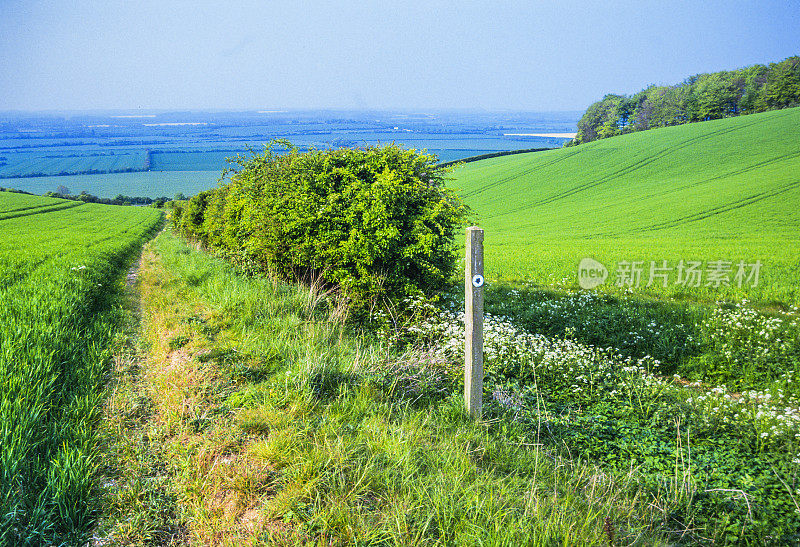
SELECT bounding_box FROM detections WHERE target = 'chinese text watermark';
[578,258,761,290]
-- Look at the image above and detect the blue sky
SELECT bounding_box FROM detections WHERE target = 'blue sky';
[1,0,798,112]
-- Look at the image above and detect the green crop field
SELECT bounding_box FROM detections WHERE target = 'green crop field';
[0,191,76,219]
[0,149,147,177]
[452,106,800,305]
[149,149,246,171]
[0,191,162,543]
[1,170,221,199]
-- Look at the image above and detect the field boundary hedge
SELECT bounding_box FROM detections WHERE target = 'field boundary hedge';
[436,147,553,168]
[171,143,469,312]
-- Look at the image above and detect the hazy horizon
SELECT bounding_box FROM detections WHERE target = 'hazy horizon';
[0,107,585,115]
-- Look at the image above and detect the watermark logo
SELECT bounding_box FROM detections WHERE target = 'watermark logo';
[578,258,762,289]
[578,258,609,289]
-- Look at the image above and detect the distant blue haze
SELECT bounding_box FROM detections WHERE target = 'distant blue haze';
[0,109,580,197]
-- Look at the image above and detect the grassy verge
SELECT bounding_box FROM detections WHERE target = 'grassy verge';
[103,230,677,545]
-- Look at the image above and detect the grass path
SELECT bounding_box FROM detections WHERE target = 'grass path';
[94,247,188,544]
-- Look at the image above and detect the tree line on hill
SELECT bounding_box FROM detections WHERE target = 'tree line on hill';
[0,185,183,207]
[571,56,800,145]
[43,189,169,207]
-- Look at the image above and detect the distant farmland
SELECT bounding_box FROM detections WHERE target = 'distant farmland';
[0,109,577,197]
[452,106,800,305]
[2,170,221,198]
[0,149,147,177]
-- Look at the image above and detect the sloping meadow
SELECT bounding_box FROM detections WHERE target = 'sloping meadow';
[0,192,162,543]
[452,106,800,305]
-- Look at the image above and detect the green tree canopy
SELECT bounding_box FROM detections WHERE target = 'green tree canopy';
[571,56,800,145]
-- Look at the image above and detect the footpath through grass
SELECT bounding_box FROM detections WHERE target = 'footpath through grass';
[100,230,678,545]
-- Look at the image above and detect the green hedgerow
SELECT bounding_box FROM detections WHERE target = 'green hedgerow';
[171,142,470,311]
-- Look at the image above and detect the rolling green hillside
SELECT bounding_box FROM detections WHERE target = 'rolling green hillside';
[0,191,162,543]
[453,106,800,304]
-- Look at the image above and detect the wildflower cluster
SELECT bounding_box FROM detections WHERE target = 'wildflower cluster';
[703,301,797,360]
[410,296,668,410]
[402,292,800,542]
[699,300,800,389]
[475,287,698,367]
[405,295,800,446]
[686,383,800,448]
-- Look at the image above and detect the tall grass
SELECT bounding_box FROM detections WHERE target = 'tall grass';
[100,230,681,544]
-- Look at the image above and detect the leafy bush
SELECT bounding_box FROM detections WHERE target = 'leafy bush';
[172,143,469,311]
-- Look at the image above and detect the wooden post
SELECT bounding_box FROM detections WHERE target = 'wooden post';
[465,226,484,418]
